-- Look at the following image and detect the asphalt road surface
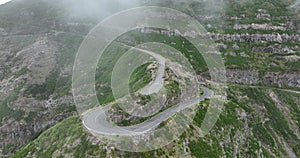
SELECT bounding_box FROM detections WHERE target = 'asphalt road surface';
[82,48,213,136]
[82,86,212,136]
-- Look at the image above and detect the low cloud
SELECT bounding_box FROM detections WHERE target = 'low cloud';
[62,0,140,20]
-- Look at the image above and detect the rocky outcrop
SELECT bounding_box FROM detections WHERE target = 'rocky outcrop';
[139,28,300,43]
[15,37,57,85]
[0,112,74,155]
[0,32,76,156]
[199,33,300,43]
[233,23,286,31]
[202,69,300,89]
[256,13,271,20]
[252,45,296,54]
[264,72,300,88]
[226,69,259,85]
[280,55,300,62]
[0,93,75,155]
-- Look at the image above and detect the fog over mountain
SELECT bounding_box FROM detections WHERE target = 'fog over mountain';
[0,0,11,5]
[0,0,300,157]
[61,0,140,20]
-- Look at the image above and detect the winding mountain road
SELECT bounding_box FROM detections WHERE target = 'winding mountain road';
[82,48,213,136]
[135,48,166,95]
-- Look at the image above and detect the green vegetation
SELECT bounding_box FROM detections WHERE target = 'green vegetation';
[129,62,154,93]
[13,116,106,158]
[189,139,222,158]
[95,42,131,105]
[225,0,293,22]
[55,104,77,114]
[136,93,151,105]
[112,66,182,126]
[117,29,208,73]
[14,85,300,157]
[24,111,37,123]
[165,80,181,100]
[25,71,59,100]
[273,90,300,129]
[0,86,24,124]
[218,40,300,72]
[190,86,300,157]
[25,33,85,100]
[95,28,209,106]
[13,115,167,157]
[7,0,300,157]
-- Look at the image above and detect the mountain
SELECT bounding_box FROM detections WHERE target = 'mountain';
[0,0,299,157]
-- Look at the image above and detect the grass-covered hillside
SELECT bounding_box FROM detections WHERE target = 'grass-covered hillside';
[14,86,300,157]
[0,0,299,157]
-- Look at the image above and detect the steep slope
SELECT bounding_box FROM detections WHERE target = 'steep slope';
[0,0,299,157]
[13,87,300,157]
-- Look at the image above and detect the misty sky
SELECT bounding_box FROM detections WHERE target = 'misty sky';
[0,0,11,5]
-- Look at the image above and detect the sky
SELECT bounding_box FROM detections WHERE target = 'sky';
[0,0,11,5]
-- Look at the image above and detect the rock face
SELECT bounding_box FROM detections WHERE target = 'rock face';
[226,70,300,88]
[201,69,300,89]
[15,37,57,85]
[252,45,296,54]
[0,2,86,155]
[199,33,299,43]
[264,72,300,88]
[233,23,286,31]
[0,112,73,155]
[226,69,259,85]
[256,13,271,20]
[139,28,300,43]
[0,34,76,155]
